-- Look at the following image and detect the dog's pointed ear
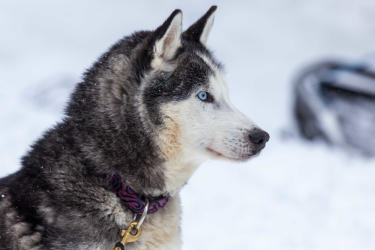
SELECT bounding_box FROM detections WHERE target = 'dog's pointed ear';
[153,9,182,62]
[183,6,217,45]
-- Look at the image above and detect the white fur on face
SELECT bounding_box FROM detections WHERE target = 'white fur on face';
[195,53,259,160]
[156,53,262,194]
[158,54,258,167]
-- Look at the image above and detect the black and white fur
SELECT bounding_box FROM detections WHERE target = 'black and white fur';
[0,6,269,250]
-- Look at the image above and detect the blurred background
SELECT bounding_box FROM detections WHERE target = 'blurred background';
[1,0,375,249]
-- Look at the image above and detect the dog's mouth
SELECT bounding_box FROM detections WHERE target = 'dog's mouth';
[206,147,253,162]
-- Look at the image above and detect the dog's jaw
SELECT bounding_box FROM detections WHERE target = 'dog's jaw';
[162,160,200,196]
[156,113,203,195]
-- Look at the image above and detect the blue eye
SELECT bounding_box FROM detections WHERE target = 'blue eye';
[198,91,208,101]
[197,91,214,103]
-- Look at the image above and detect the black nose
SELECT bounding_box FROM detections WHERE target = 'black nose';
[248,128,270,148]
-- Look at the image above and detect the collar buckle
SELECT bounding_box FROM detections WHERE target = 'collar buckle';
[113,199,149,250]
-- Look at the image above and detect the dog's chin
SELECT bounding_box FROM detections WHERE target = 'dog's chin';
[205,148,255,162]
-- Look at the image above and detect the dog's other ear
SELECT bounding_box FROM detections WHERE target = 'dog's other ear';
[153,9,182,63]
[183,6,217,45]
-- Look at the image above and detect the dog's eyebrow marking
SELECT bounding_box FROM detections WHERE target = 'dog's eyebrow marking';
[195,52,221,76]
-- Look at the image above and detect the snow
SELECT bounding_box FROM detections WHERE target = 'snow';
[1,0,375,249]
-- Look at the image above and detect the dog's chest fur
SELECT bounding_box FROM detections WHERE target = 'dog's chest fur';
[0,184,182,250]
[72,194,182,250]
[112,196,182,250]
[87,197,182,250]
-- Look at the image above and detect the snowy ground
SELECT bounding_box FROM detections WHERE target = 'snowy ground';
[1,1,375,249]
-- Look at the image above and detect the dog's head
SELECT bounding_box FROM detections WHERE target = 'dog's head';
[141,7,269,164]
[91,6,269,169]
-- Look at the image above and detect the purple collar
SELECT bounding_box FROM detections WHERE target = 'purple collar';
[108,174,170,215]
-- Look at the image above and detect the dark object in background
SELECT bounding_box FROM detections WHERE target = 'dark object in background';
[294,60,375,157]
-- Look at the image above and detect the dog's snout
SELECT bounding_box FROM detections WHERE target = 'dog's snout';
[248,128,269,149]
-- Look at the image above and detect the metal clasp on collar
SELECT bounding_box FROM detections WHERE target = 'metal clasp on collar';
[114,199,149,250]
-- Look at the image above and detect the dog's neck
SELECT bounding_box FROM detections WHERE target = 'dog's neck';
[162,159,201,196]
[105,160,199,201]
[108,174,170,214]
[151,114,204,196]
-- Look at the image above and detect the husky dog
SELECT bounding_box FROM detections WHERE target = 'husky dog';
[0,6,269,250]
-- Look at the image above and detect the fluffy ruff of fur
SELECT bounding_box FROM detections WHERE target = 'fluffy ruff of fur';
[0,6,268,250]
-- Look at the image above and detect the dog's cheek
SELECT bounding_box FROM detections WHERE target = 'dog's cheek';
[157,115,182,161]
